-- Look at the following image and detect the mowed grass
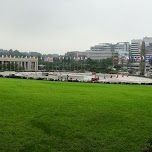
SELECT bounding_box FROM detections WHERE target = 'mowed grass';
[0,78,152,152]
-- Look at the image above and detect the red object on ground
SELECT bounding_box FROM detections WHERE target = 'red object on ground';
[92,78,95,81]
[92,72,96,75]
[70,77,72,80]
[104,76,106,79]
[49,70,50,72]
[122,74,124,77]
[110,75,112,78]
[116,75,118,78]
[127,74,129,77]
[44,70,45,72]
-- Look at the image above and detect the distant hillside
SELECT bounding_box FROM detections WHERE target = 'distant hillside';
[0,49,59,58]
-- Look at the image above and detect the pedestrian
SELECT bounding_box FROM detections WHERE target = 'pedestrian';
[61,74,63,81]
[67,75,69,81]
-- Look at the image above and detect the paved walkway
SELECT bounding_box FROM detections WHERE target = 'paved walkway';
[1,71,152,84]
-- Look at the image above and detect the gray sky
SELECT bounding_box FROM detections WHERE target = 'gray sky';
[0,0,152,55]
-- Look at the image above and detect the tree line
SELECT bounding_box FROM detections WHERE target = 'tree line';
[0,49,117,73]
[39,58,114,73]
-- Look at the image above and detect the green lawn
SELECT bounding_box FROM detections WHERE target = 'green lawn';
[0,78,152,152]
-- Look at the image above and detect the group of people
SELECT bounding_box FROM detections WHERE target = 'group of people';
[58,74,69,81]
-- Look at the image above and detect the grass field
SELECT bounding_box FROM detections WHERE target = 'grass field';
[0,78,152,152]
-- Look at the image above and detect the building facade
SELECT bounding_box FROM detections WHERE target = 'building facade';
[90,43,113,52]
[77,50,112,60]
[130,37,152,59]
[130,37,152,73]
[114,42,130,52]
[0,58,38,71]
[77,42,129,63]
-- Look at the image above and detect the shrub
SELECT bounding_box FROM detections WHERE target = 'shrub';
[49,78,54,81]
[9,74,16,78]
[68,80,73,82]
[22,76,27,79]
[88,81,93,83]
[72,79,79,82]
[36,77,44,80]
[15,76,22,79]
[28,77,34,80]
[4,75,10,78]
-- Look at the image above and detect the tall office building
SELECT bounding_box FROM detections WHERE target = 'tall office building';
[130,39,143,58]
[130,37,152,73]
[130,37,152,58]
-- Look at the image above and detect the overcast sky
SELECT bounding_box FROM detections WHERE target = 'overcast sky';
[0,0,152,55]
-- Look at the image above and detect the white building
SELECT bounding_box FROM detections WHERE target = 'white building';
[130,39,143,58]
[0,58,38,71]
[114,42,129,64]
[130,37,152,72]
[130,37,152,58]
[90,43,113,52]
[77,42,129,63]
[115,42,130,52]
[77,50,112,60]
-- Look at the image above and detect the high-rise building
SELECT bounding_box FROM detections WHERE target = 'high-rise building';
[130,37,152,59]
[129,37,152,73]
